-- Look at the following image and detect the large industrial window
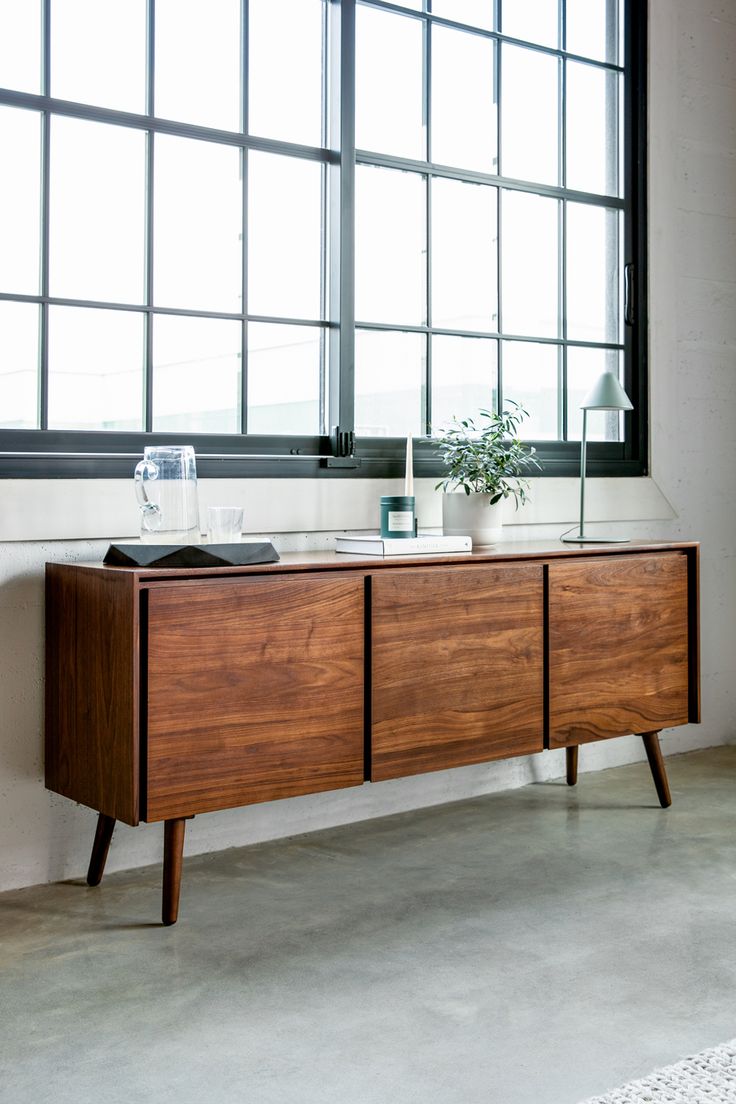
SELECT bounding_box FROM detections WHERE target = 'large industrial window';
[0,0,646,478]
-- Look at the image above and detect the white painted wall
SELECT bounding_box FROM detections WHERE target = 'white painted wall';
[0,0,734,892]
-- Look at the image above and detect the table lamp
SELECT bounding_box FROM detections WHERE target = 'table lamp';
[562,371,633,544]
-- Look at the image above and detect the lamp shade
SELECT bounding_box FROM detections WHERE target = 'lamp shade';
[580,371,634,411]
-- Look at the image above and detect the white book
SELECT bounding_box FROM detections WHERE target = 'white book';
[335,533,472,557]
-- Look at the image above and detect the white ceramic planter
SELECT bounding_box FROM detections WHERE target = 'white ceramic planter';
[442,492,504,547]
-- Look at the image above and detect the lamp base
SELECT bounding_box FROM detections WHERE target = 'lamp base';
[561,534,630,544]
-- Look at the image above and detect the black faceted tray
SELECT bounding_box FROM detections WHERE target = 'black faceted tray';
[103,542,280,568]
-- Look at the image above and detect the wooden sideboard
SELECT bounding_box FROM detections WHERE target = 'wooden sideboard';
[45,540,700,924]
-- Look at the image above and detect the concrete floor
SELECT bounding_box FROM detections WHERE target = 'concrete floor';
[1,747,735,1104]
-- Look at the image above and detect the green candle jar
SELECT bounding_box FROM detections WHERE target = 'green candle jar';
[380,495,416,539]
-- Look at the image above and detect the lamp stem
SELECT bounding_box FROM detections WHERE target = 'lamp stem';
[579,408,588,539]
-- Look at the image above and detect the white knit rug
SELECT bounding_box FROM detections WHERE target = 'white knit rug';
[579,1039,736,1103]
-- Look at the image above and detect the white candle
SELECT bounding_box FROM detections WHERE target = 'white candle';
[404,435,414,497]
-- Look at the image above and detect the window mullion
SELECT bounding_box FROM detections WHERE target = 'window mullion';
[328,0,355,440]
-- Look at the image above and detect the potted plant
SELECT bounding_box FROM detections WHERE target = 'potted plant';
[435,403,542,546]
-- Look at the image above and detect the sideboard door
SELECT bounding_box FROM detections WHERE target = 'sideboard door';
[370,564,544,781]
[145,575,364,820]
[548,552,690,747]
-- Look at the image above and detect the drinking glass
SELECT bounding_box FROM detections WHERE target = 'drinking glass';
[206,506,244,543]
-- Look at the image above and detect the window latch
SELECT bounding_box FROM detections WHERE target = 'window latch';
[624,263,635,326]
[323,426,360,469]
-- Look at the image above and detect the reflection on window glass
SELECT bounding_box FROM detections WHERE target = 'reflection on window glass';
[432,177,497,332]
[47,306,144,430]
[431,24,497,173]
[566,0,620,64]
[567,62,620,196]
[501,191,559,338]
[153,314,241,433]
[0,107,41,296]
[356,165,426,326]
[501,45,559,185]
[502,341,559,439]
[0,0,42,94]
[355,329,425,438]
[567,204,621,344]
[502,0,558,48]
[249,0,323,146]
[356,6,424,159]
[248,152,322,320]
[248,322,322,435]
[50,117,145,304]
[154,134,242,313]
[567,347,623,441]
[0,301,39,429]
[431,1,493,30]
[431,335,497,435]
[51,0,146,113]
[155,0,241,130]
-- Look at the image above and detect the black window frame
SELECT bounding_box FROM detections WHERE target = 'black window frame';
[0,0,647,480]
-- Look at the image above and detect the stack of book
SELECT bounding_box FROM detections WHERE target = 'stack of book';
[335,533,472,557]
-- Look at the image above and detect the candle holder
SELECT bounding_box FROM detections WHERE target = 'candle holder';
[380,496,416,539]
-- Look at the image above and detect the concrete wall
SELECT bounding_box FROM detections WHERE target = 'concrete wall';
[1,0,735,893]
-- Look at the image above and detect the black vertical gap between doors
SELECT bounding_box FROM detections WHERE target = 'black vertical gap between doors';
[363,574,372,780]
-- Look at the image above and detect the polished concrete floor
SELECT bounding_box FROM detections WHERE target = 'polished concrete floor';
[1,747,735,1104]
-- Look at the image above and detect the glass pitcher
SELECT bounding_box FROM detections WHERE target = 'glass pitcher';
[134,446,200,543]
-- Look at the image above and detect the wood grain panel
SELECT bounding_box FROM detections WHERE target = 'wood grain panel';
[45,565,139,824]
[145,574,364,820]
[371,565,544,781]
[548,553,690,747]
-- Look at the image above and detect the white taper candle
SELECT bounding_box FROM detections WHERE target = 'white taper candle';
[405,435,414,497]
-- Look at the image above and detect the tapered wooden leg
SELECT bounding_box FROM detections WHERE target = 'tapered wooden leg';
[641,731,672,808]
[566,746,579,786]
[162,818,187,926]
[86,813,116,887]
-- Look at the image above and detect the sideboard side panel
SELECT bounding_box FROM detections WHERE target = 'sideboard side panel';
[548,552,690,747]
[371,564,544,781]
[145,574,364,821]
[45,565,139,825]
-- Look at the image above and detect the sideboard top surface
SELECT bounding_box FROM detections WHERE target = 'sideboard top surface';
[57,539,700,583]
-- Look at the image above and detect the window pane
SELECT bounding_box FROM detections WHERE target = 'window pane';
[567,204,621,343]
[566,0,620,64]
[153,315,241,433]
[154,135,242,313]
[155,0,241,131]
[502,341,559,439]
[356,166,425,326]
[248,322,322,435]
[248,151,322,320]
[0,107,41,295]
[432,177,497,332]
[0,301,39,429]
[501,45,559,185]
[431,335,497,434]
[249,0,323,146]
[356,6,424,159]
[431,2,493,30]
[567,62,620,196]
[501,191,559,338]
[51,0,146,113]
[50,117,145,303]
[502,0,558,48]
[432,25,497,173]
[355,329,425,437]
[48,306,144,430]
[0,0,41,93]
[567,347,623,441]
